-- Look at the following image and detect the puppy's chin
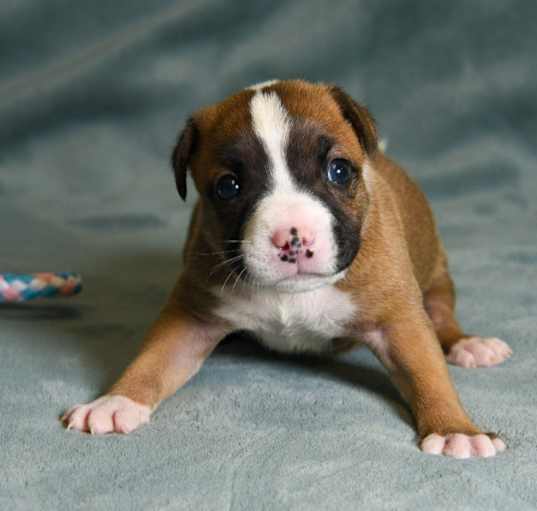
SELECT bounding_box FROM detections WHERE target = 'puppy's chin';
[248,269,348,294]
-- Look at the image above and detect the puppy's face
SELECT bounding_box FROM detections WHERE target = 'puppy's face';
[173,80,377,292]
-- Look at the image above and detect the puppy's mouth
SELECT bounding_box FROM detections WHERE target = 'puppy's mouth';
[273,269,331,283]
[214,218,350,292]
[271,269,348,292]
[242,261,345,292]
[212,250,347,294]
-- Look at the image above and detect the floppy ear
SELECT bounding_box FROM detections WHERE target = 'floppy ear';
[171,117,198,201]
[328,85,378,155]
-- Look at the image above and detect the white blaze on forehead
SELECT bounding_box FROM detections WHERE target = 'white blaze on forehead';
[249,90,294,191]
[246,79,280,91]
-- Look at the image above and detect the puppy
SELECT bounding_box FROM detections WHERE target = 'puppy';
[63,79,512,459]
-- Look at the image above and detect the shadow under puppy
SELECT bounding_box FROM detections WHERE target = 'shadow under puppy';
[63,79,512,459]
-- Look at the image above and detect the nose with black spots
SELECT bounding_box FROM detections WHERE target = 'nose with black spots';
[271,226,316,264]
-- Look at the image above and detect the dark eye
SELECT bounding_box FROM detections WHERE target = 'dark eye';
[327,159,353,186]
[215,173,240,200]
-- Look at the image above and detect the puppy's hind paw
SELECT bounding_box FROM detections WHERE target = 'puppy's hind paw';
[61,395,151,435]
[421,433,506,459]
[446,337,512,368]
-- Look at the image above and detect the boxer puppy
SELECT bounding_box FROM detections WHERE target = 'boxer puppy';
[63,79,512,459]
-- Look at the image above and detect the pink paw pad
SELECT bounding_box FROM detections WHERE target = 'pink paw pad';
[421,433,506,459]
[61,395,151,435]
[446,337,512,368]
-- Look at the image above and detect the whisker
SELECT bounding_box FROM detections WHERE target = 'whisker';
[209,254,244,276]
[244,271,260,291]
[231,267,247,293]
[193,249,240,256]
[220,269,236,294]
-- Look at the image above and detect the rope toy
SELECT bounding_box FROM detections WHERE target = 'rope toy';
[0,272,82,303]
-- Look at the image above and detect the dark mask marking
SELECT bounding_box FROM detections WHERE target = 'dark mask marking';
[206,131,270,280]
[285,119,362,272]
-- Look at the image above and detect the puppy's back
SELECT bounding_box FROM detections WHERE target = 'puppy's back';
[372,152,441,290]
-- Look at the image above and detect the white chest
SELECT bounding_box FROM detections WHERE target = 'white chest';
[214,285,357,353]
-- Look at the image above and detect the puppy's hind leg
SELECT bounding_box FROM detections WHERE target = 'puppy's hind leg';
[424,255,512,369]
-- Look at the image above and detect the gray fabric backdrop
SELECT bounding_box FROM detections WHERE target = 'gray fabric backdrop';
[1,1,536,509]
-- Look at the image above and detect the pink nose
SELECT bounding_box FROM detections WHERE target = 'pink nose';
[271,226,315,250]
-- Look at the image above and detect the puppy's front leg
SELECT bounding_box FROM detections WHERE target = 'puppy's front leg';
[364,308,506,459]
[62,302,228,435]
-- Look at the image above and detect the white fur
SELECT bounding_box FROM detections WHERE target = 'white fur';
[245,90,340,292]
[246,79,280,91]
[214,284,356,353]
[378,138,388,152]
[63,395,151,435]
[249,91,293,192]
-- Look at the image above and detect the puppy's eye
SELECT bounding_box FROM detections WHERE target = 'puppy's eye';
[327,159,353,186]
[215,173,240,200]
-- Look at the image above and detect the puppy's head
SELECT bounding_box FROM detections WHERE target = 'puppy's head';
[173,80,377,292]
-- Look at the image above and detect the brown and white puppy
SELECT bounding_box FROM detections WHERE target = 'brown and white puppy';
[63,79,512,459]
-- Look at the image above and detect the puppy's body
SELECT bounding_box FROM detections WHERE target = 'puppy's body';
[63,80,511,459]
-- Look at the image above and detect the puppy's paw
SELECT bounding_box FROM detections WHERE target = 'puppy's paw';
[446,337,512,368]
[421,433,506,459]
[61,395,151,435]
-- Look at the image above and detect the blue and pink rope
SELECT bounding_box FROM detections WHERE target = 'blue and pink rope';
[0,272,82,303]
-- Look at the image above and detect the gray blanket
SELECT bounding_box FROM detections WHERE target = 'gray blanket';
[1,1,536,509]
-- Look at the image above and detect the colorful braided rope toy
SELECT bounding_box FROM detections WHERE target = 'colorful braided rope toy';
[0,273,82,303]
